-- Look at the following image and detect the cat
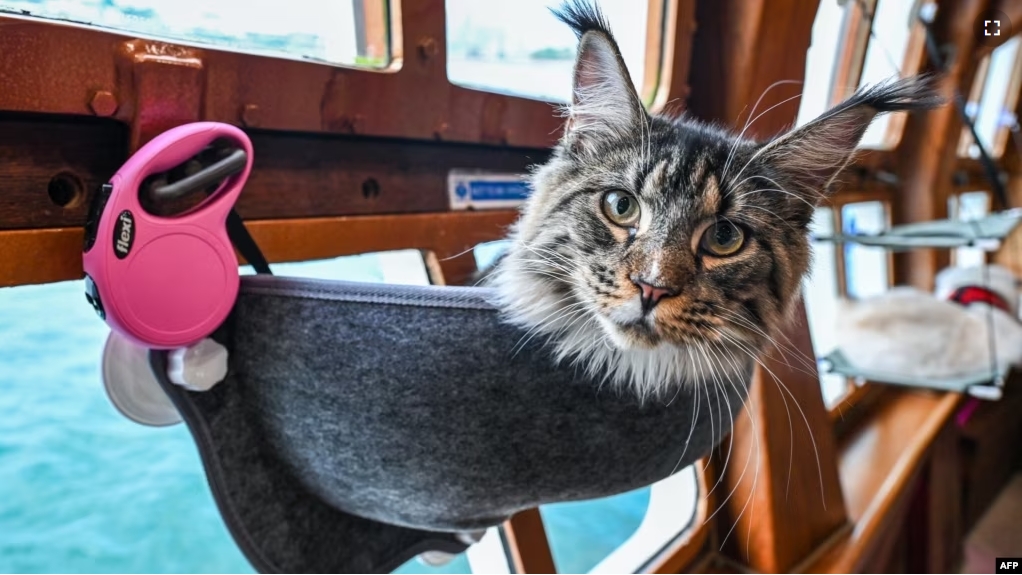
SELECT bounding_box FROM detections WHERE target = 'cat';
[834,265,1022,380]
[483,0,945,401]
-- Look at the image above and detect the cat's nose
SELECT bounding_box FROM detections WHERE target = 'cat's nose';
[631,277,678,314]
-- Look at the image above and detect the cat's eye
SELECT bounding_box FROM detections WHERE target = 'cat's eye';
[700,220,745,257]
[601,190,640,228]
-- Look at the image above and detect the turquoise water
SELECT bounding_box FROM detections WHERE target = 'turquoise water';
[0,253,653,574]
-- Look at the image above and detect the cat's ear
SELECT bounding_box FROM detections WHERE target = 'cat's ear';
[553,1,646,146]
[751,76,943,216]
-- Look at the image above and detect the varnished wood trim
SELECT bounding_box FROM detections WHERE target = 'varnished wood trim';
[829,0,875,107]
[0,227,87,288]
[829,383,887,439]
[648,0,698,114]
[0,1,564,148]
[0,211,517,288]
[503,509,557,574]
[879,15,928,150]
[641,0,669,105]
[802,390,964,573]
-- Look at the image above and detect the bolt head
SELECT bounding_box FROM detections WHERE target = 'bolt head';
[89,90,118,117]
[418,37,439,59]
[241,103,260,127]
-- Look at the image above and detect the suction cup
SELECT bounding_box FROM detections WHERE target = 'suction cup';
[102,330,182,426]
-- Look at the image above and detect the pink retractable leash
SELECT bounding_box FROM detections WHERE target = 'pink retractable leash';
[82,122,256,349]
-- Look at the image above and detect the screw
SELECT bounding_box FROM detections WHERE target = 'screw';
[338,114,363,134]
[362,178,380,199]
[241,103,260,127]
[418,37,438,60]
[89,90,118,117]
[434,121,449,139]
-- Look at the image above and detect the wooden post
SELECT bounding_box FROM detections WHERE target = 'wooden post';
[687,0,849,571]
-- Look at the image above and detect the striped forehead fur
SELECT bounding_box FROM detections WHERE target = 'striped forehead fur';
[486,0,944,401]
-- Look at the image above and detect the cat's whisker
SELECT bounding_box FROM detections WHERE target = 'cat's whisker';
[717,327,827,511]
[714,328,797,502]
[514,264,574,283]
[702,341,739,499]
[733,175,817,212]
[514,308,593,359]
[688,345,727,501]
[702,389,757,533]
[667,347,703,476]
[696,346,716,467]
[518,251,576,276]
[710,308,819,376]
[726,91,807,187]
[731,172,811,203]
[721,322,819,380]
[510,297,590,356]
[703,336,763,552]
[509,302,583,353]
[723,80,805,181]
[513,261,574,280]
[734,187,815,211]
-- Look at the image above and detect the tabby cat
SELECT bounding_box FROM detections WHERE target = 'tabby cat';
[486,0,944,400]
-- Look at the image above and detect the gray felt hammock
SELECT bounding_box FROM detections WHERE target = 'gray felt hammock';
[149,274,750,574]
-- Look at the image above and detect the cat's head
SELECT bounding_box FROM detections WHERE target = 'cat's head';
[490,0,943,399]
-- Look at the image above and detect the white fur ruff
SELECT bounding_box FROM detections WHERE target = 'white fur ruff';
[489,257,748,402]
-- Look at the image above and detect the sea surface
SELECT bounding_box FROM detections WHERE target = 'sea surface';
[0,252,660,574]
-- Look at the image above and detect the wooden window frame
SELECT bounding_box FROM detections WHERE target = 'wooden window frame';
[828,0,930,151]
[956,33,1022,159]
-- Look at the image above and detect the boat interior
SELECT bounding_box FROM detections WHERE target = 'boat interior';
[2,0,1022,573]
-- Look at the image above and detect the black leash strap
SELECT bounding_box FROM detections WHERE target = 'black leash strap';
[147,147,273,276]
[227,209,272,276]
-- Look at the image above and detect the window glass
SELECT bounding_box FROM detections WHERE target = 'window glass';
[802,207,850,407]
[445,0,649,102]
[842,201,889,298]
[856,0,923,148]
[473,240,511,272]
[961,37,1022,159]
[541,466,698,574]
[0,0,390,67]
[0,251,430,573]
[948,191,991,267]
[796,0,847,128]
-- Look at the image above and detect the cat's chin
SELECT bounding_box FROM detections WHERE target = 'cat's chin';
[597,315,664,350]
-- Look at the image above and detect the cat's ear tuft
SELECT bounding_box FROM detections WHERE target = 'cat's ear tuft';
[552,1,646,147]
[749,75,944,216]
